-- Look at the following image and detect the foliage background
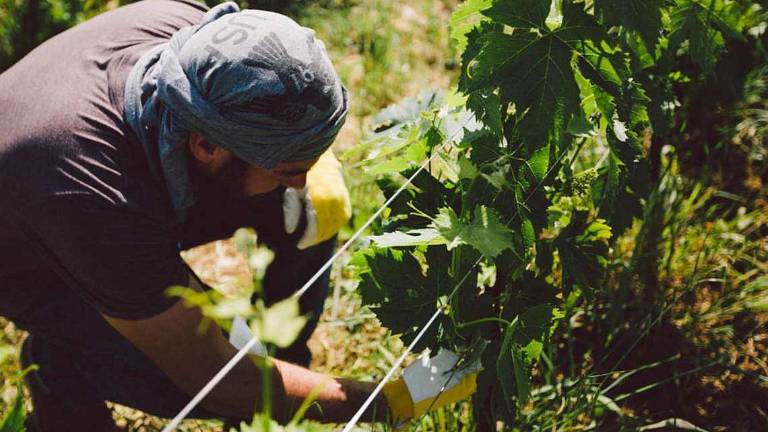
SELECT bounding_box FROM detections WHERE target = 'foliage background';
[0,0,766,431]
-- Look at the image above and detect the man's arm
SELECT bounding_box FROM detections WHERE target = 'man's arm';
[103,274,390,424]
[12,196,387,422]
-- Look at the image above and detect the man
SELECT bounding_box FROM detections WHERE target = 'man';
[0,1,476,430]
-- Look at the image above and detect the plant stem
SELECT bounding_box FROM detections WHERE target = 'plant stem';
[456,316,511,329]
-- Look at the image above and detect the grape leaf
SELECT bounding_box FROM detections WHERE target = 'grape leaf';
[464,3,606,151]
[593,153,620,212]
[369,228,445,248]
[526,145,550,182]
[365,136,428,176]
[355,247,450,350]
[595,0,663,50]
[497,321,520,413]
[515,304,555,361]
[556,214,611,294]
[251,297,307,349]
[431,205,514,259]
[485,0,552,30]
[377,168,455,231]
[469,28,580,150]
[669,0,738,75]
[450,0,492,51]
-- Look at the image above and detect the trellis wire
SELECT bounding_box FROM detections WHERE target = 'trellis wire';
[340,143,574,431]
[161,119,468,432]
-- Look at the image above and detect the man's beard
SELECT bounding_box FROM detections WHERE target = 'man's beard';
[189,156,250,202]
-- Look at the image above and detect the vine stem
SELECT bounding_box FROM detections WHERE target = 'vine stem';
[456,316,511,329]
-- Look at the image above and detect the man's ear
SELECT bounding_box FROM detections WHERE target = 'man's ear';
[187,133,231,171]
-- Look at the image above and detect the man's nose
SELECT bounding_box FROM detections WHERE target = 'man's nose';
[282,173,307,189]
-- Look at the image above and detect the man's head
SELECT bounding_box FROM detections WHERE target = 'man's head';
[186,133,317,198]
[123,2,348,215]
[166,7,347,168]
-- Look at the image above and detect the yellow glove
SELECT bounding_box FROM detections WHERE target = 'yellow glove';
[382,349,480,428]
[283,150,351,250]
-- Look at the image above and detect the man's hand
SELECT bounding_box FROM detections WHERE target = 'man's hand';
[102,273,390,423]
[382,349,480,427]
[283,150,351,250]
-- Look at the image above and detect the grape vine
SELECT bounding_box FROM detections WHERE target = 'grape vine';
[352,0,762,428]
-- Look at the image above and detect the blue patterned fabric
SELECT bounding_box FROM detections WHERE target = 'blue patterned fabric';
[124,2,348,219]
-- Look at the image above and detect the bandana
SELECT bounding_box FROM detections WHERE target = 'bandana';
[123,2,348,220]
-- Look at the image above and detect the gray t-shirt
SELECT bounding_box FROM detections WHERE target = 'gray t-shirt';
[0,0,208,319]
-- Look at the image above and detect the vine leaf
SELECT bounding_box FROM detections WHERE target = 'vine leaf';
[431,206,514,259]
[498,321,526,411]
[450,0,492,51]
[668,0,741,75]
[369,229,444,248]
[485,0,552,30]
[595,0,663,51]
[556,217,612,294]
[355,248,450,351]
[497,304,555,409]
[470,29,580,150]
[251,297,308,349]
[526,145,550,182]
[464,3,605,151]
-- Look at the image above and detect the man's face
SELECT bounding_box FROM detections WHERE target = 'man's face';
[241,157,317,195]
[191,153,317,200]
[186,134,319,199]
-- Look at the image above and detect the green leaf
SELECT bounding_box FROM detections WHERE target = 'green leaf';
[252,297,308,348]
[485,0,552,30]
[526,145,550,182]
[0,345,14,365]
[0,385,26,432]
[431,206,515,259]
[458,155,480,180]
[465,4,602,150]
[515,304,555,362]
[556,214,611,294]
[595,0,663,50]
[368,229,445,248]
[356,247,451,350]
[593,153,620,211]
[466,91,504,137]
[669,0,736,75]
[520,217,535,249]
[377,168,454,231]
[365,137,428,176]
[450,0,493,51]
[466,129,504,166]
[497,321,531,408]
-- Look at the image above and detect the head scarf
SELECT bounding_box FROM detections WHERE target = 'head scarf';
[123,2,348,220]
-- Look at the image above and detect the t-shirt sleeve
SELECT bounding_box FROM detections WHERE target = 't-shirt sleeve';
[12,195,188,320]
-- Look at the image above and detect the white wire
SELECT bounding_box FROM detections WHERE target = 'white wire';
[339,143,574,431]
[292,147,444,299]
[340,254,480,432]
[162,336,262,431]
[162,136,455,432]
